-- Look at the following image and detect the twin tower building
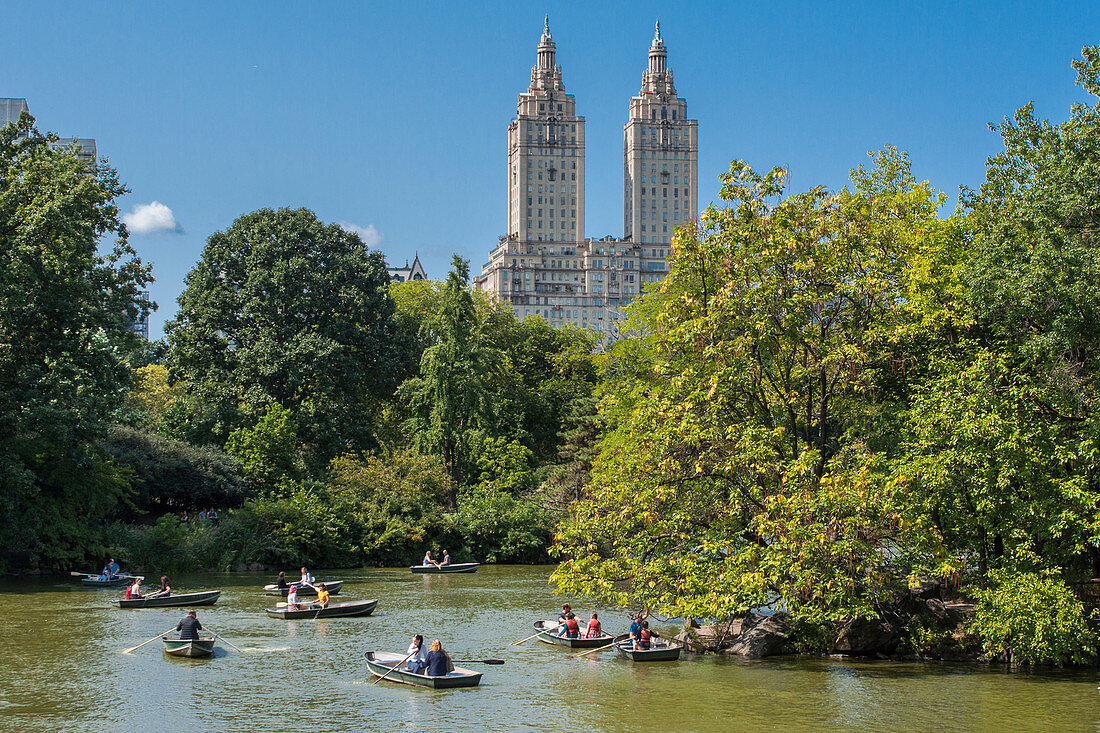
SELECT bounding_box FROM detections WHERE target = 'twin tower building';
[473,19,698,336]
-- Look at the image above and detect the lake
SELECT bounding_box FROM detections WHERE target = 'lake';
[2,566,1095,731]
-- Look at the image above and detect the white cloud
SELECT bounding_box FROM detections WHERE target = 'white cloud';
[123,201,181,235]
[339,221,383,247]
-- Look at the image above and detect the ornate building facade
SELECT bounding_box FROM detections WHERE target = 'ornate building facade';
[474,20,697,337]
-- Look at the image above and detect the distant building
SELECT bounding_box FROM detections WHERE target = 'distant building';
[1,98,97,170]
[387,253,427,282]
[128,290,151,339]
[0,98,29,127]
[474,19,697,339]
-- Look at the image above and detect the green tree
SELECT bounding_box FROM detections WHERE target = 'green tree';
[224,403,302,494]
[166,208,401,469]
[553,153,958,624]
[399,256,498,503]
[0,113,152,568]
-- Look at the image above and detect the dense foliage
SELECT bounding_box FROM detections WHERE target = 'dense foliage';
[0,113,152,567]
[552,48,1100,664]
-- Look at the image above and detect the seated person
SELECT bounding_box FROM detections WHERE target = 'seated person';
[125,578,143,600]
[287,585,300,611]
[275,571,289,589]
[441,550,451,566]
[406,634,427,672]
[635,620,659,650]
[107,558,120,578]
[424,640,453,677]
[422,551,439,568]
[176,610,202,640]
[153,575,171,598]
[298,567,315,587]
[315,583,330,609]
[556,603,572,635]
[562,612,580,638]
[584,612,602,638]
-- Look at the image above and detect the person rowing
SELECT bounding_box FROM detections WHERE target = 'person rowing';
[312,583,330,609]
[406,634,428,672]
[148,575,172,599]
[441,550,451,566]
[176,609,202,640]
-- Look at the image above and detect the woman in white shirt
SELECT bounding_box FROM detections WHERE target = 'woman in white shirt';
[406,634,427,672]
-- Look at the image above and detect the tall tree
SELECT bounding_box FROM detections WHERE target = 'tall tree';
[0,113,152,567]
[399,256,497,504]
[166,208,401,469]
[553,153,958,624]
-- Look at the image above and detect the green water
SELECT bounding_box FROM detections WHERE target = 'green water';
[2,566,1096,731]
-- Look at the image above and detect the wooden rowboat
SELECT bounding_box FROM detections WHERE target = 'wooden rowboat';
[163,637,216,658]
[81,573,141,588]
[615,640,682,662]
[262,580,343,596]
[363,651,482,689]
[532,619,616,648]
[265,599,377,619]
[115,590,221,609]
[409,562,480,574]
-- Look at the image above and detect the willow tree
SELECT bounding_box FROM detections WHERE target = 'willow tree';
[552,151,959,626]
[399,256,498,506]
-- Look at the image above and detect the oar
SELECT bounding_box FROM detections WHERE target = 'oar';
[211,631,244,653]
[511,622,563,645]
[568,633,630,659]
[451,658,505,665]
[70,570,95,577]
[122,628,175,654]
[372,649,417,685]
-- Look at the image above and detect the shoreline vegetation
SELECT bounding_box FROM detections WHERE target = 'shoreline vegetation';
[6,47,1100,668]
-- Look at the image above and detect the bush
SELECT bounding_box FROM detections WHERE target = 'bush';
[970,568,1097,665]
[106,511,276,573]
[455,483,554,563]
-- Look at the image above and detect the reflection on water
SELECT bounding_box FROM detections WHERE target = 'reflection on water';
[2,566,1098,732]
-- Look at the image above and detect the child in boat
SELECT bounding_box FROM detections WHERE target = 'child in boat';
[635,621,659,650]
[562,612,580,638]
[406,634,427,672]
[584,612,602,638]
[287,585,299,610]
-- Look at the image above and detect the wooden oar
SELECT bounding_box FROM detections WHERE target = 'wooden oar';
[372,649,417,685]
[451,658,505,665]
[511,622,562,645]
[568,634,630,658]
[71,570,95,577]
[122,627,175,654]
[211,632,244,653]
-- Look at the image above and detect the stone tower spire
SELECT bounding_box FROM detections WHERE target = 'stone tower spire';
[506,18,586,245]
[623,23,697,245]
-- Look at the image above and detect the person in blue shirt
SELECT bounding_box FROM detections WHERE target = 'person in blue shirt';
[424,640,453,677]
[629,610,649,645]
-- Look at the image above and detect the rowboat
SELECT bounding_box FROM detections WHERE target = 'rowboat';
[262,580,343,596]
[114,590,221,609]
[409,562,480,574]
[81,573,141,588]
[363,651,482,689]
[615,640,682,662]
[265,599,378,619]
[162,637,216,658]
[531,619,616,648]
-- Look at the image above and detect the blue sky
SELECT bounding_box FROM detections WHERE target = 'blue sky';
[6,1,1100,338]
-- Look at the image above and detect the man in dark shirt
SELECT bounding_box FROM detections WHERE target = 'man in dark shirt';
[176,610,203,640]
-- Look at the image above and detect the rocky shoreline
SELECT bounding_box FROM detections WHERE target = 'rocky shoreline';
[673,581,986,662]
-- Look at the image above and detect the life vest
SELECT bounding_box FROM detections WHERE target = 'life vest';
[586,620,602,638]
[565,617,580,636]
[639,628,652,647]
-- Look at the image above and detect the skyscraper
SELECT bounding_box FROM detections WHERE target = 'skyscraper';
[623,22,698,245]
[507,17,585,244]
[476,20,695,339]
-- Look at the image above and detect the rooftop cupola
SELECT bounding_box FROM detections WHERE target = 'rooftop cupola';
[648,20,667,74]
[537,15,556,70]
